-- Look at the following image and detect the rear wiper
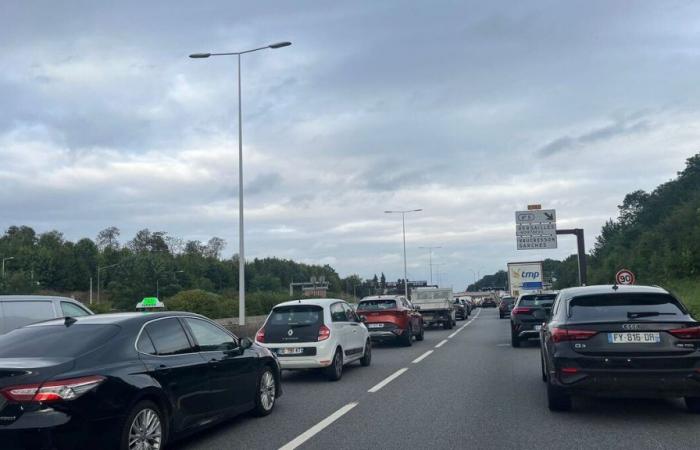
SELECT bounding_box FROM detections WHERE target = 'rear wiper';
[627,311,676,319]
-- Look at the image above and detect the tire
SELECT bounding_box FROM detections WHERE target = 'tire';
[360,340,372,366]
[547,380,572,412]
[443,320,452,330]
[252,367,277,416]
[402,326,413,347]
[325,349,343,381]
[511,328,521,348]
[415,324,425,341]
[120,400,165,450]
[685,397,700,413]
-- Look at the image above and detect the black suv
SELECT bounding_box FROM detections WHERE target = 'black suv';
[540,285,700,412]
[510,292,557,347]
[453,299,470,320]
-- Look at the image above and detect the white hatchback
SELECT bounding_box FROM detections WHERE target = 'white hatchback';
[255,298,371,381]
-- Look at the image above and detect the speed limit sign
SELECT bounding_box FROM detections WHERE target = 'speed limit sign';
[615,269,636,285]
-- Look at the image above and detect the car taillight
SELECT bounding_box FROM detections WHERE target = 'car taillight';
[511,307,533,315]
[255,328,265,343]
[318,324,331,341]
[1,375,105,403]
[669,326,700,339]
[551,327,597,343]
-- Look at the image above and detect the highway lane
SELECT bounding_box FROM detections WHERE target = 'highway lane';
[173,312,471,450]
[177,308,700,450]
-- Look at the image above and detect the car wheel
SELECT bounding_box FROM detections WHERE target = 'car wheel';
[416,324,425,341]
[685,397,700,413]
[325,349,343,381]
[360,340,372,366]
[402,326,413,347]
[547,380,572,412]
[121,400,165,450]
[253,368,277,416]
[511,328,521,348]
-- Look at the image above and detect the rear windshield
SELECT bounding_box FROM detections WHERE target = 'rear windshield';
[269,305,323,326]
[0,324,120,358]
[568,294,686,321]
[358,300,397,310]
[519,294,556,307]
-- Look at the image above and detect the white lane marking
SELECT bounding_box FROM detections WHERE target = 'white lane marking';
[368,368,409,393]
[279,401,359,450]
[412,350,434,363]
[448,329,461,338]
[435,339,448,348]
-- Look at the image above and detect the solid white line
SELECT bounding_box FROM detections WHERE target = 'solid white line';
[368,368,409,393]
[279,401,359,450]
[412,350,434,363]
[435,339,448,348]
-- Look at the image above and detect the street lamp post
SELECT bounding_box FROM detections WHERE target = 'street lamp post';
[385,209,422,298]
[97,263,119,304]
[2,256,15,279]
[418,246,441,286]
[190,41,292,326]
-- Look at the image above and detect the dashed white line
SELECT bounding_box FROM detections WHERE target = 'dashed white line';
[435,339,448,348]
[412,350,434,363]
[279,401,359,450]
[368,368,409,393]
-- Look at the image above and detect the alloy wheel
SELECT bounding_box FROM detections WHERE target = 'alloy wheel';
[260,370,276,411]
[128,408,162,450]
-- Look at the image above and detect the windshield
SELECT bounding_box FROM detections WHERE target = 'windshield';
[519,294,556,307]
[358,300,397,310]
[569,294,686,321]
[0,324,120,358]
[268,305,323,326]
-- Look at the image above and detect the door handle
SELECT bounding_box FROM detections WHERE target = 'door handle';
[157,364,172,374]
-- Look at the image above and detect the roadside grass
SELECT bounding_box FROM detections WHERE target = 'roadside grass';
[664,278,700,318]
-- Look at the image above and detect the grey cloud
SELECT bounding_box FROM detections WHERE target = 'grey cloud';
[538,119,651,157]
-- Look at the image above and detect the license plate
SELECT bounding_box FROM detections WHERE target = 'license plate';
[534,325,542,331]
[278,347,304,355]
[608,332,660,344]
[368,323,384,329]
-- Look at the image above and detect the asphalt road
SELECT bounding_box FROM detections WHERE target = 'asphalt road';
[175,308,700,450]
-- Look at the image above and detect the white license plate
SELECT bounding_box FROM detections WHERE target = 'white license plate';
[368,323,384,329]
[608,332,660,344]
[278,347,304,355]
[534,325,542,331]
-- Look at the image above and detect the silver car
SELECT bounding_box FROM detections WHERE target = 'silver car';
[0,295,93,335]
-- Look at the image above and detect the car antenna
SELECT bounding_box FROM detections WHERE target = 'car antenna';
[64,316,77,327]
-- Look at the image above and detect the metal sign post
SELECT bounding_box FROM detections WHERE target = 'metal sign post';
[556,228,587,286]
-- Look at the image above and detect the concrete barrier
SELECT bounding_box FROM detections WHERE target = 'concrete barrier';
[216,315,267,339]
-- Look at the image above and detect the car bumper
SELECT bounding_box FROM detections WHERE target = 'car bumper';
[261,341,336,370]
[554,370,700,398]
[369,330,403,340]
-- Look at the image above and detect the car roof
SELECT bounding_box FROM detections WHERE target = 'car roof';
[558,284,670,298]
[25,311,206,327]
[0,295,82,303]
[274,298,346,308]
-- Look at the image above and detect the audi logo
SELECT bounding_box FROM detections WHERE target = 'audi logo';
[622,324,641,330]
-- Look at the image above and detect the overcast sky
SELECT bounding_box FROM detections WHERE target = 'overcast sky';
[2,1,699,288]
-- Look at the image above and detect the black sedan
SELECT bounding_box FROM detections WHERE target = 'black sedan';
[0,312,281,449]
[541,285,700,412]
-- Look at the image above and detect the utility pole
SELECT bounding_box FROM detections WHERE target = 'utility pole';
[385,209,422,299]
[419,246,441,285]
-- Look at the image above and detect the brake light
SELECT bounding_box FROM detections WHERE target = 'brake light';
[255,328,265,343]
[1,375,105,403]
[551,327,597,343]
[511,307,533,315]
[318,324,331,341]
[669,326,700,339]
[560,367,579,374]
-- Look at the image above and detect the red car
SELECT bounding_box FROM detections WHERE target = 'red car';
[356,295,424,346]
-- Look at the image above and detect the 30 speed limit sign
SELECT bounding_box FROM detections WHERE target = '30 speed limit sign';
[615,269,636,285]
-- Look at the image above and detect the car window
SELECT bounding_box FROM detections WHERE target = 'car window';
[1,301,55,331]
[136,331,157,354]
[185,318,235,352]
[357,299,396,310]
[519,294,556,307]
[60,301,90,317]
[343,304,358,322]
[144,318,193,356]
[330,302,348,322]
[269,305,323,325]
[568,293,686,321]
[0,324,119,358]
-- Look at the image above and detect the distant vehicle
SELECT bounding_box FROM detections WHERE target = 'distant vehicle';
[0,312,280,450]
[0,295,93,335]
[452,299,469,320]
[510,292,558,347]
[255,298,371,381]
[481,297,498,308]
[498,297,516,319]
[411,287,456,329]
[357,295,424,346]
[541,285,700,413]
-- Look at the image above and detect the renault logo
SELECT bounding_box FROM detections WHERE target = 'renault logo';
[287,329,294,336]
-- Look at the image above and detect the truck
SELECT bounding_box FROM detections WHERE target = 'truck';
[507,261,544,298]
[410,287,456,329]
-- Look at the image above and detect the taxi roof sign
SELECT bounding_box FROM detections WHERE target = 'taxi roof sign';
[136,297,165,309]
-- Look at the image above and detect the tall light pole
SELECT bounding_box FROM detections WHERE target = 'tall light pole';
[190,41,292,326]
[97,263,119,304]
[2,256,15,279]
[418,246,441,285]
[385,209,422,298]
